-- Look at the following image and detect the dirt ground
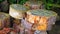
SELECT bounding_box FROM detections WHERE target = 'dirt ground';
[49,21,60,34]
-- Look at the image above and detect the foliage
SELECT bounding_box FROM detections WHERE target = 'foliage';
[45,0,60,10]
[9,0,28,5]
[0,0,60,9]
[9,0,17,4]
[19,0,28,5]
[0,0,4,3]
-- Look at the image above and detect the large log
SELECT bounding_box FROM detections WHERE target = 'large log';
[24,1,45,9]
[9,4,28,19]
[25,9,57,31]
[0,12,10,29]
